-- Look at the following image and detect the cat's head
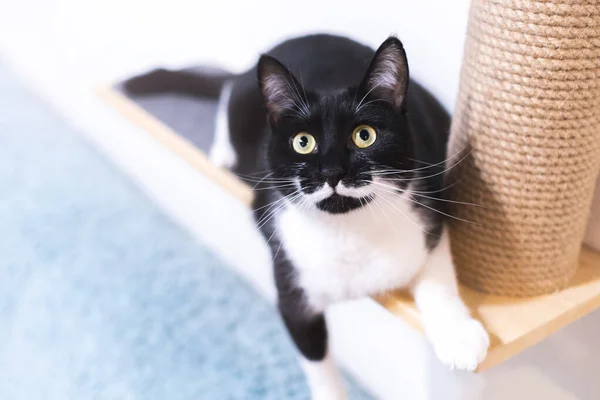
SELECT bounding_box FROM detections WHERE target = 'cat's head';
[258,37,415,214]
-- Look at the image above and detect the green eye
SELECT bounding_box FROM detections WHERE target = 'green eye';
[352,125,377,148]
[292,132,316,154]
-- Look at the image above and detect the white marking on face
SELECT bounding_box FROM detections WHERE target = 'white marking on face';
[335,181,374,198]
[296,178,376,207]
[298,181,334,204]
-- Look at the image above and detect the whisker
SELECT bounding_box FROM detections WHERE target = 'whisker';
[252,194,291,212]
[237,175,295,182]
[253,189,300,219]
[297,69,312,117]
[238,176,297,184]
[370,147,472,176]
[409,191,483,208]
[265,226,279,247]
[369,182,478,225]
[283,74,310,118]
[250,171,274,190]
[366,180,482,208]
[256,191,303,230]
[370,195,403,239]
[264,192,310,253]
[374,191,436,237]
[363,195,382,225]
[377,151,473,183]
[355,82,383,113]
[256,202,289,230]
[356,98,391,112]
[272,241,284,263]
[236,169,274,177]
[253,183,298,191]
[408,197,479,225]
[408,180,460,195]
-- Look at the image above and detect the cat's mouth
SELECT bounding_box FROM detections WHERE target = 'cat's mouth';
[299,180,375,214]
[316,193,373,214]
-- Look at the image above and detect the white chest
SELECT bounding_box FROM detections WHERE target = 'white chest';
[276,196,429,311]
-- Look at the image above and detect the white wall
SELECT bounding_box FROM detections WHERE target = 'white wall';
[0,0,470,111]
[1,1,599,399]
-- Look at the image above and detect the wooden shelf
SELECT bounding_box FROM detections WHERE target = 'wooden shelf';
[98,85,600,372]
[376,248,600,371]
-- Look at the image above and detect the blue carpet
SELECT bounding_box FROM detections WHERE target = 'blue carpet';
[0,64,372,400]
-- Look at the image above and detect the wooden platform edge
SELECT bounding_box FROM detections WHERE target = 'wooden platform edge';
[96,86,254,206]
[376,247,600,372]
[97,84,600,374]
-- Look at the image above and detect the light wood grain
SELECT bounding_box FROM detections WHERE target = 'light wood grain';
[98,86,600,372]
[375,248,600,371]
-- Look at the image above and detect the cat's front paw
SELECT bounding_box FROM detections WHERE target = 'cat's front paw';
[427,317,489,371]
[311,386,347,400]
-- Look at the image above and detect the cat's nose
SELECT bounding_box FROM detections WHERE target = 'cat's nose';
[322,167,345,188]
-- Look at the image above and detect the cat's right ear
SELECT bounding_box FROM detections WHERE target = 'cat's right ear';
[258,55,306,121]
[360,37,409,112]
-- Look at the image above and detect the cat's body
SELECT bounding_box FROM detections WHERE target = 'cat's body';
[125,34,489,400]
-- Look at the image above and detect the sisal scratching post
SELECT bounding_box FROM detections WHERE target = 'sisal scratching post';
[447,0,600,296]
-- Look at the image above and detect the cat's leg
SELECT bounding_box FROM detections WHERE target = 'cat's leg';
[278,302,346,400]
[412,227,489,371]
[269,239,346,400]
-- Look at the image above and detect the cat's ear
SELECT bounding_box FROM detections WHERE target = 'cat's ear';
[258,55,306,121]
[361,37,409,111]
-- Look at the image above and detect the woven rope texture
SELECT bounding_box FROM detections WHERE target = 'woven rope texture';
[447,0,600,296]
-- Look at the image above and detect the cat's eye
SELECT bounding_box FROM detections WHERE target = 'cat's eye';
[352,125,377,148]
[292,132,316,154]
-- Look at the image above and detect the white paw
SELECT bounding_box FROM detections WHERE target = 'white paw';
[312,387,347,400]
[427,317,489,371]
[302,356,347,400]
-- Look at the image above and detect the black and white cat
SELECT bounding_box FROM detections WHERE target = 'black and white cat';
[126,34,489,399]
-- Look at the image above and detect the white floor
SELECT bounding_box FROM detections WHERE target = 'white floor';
[1,1,599,399]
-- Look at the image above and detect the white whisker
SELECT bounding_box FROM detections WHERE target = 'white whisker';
[254,190,302,228]
[369,181,478,225]
[355,82,382,113]
[370,195,402,239]
[374,190,436,237]
[375,150,472,183]
[370,146,472,176]
[366,180,481,208]
[253,183,298,191]
[283,75,310,118]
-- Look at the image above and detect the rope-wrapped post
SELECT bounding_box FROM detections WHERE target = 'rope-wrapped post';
[447,0,600,296]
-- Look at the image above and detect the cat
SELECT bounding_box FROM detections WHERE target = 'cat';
[125,34,489,400]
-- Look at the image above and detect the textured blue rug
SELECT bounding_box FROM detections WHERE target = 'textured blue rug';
[0,64,371,400]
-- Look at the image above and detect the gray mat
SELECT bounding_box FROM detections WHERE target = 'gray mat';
[116,83,218,152]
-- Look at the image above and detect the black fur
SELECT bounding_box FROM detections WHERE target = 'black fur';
[123,67,233,99]
[250,36,449,361]
[126,34,451,362]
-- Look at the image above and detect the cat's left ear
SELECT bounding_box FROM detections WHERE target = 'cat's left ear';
[361,37,409,111]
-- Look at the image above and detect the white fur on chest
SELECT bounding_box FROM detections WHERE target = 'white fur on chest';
[276,195,428,311]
